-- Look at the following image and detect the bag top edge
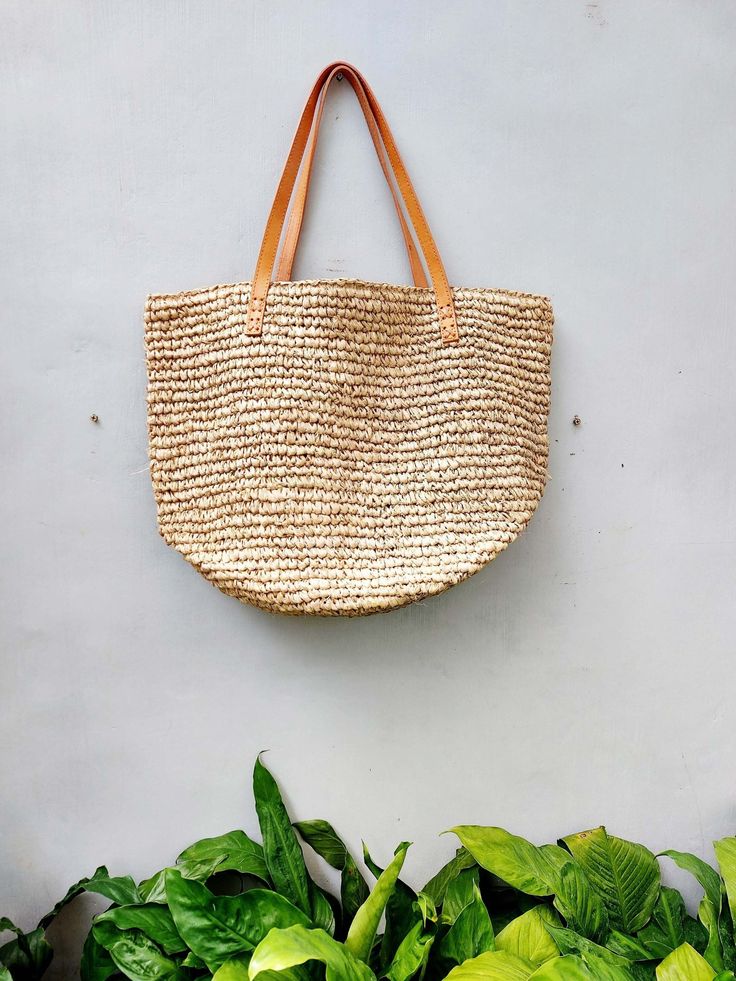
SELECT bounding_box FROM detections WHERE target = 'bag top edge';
[145,277,553,309]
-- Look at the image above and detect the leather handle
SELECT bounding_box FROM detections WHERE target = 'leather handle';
[276,69,428,288]
[246,61,459,344]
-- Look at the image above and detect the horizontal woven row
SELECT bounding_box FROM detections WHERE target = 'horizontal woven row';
[145,278,553,615]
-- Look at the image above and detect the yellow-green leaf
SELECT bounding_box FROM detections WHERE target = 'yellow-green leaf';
[248,925,375,980]
[496,908,560,966]
[449,827,566,897]
[444,950,536,980]
[562,827,660,933]
[655,942,716,980]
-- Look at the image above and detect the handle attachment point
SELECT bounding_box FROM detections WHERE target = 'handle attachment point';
[246,61,458,345]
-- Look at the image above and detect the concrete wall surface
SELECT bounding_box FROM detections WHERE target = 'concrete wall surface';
[1,1,735,975]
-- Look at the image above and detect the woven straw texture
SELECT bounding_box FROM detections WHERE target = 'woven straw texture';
[145,278,553,616]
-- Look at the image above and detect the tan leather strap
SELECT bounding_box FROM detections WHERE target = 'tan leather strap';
[276,69,427,288]
[246,61,458,344]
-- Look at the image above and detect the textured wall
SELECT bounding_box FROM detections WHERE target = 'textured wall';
[2,1,735,975]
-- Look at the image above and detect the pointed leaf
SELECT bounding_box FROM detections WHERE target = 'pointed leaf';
[638,886,706,959]
[384,921,434,981]
[562,828,660,934]
[422,849,477,907]
[37,867,140,927]
[362,842,418,966]
[248,925,375,980]
[293,821,348,869]
[253,757,311,916]
[659,851,721,910]
[450,827,568,897]
[345,843,410,963]
[443,868,479,924]
[138,854,229,903]
[700,896,726,972]
[439,882,495,966]
[295,820,370,925]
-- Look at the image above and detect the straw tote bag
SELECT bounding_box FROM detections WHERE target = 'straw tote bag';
[145,62,553,616]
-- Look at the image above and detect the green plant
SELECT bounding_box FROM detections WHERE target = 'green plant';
[3,759,736,980]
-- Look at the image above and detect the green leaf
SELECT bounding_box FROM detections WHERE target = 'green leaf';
[253,758,311,916]
[606,929,658,961]
[0,918,22,936]
[345,843,410,964]
[700,896,726,972]
[417,892,437,926]
[362,842,419,967]
[178,831,269,882]
[181,951,206,968]
[717,892,736,972]
[164,868,309,971]
[450,827,568,897]
[293,820,349,869]
[659,852,721,910]
[384,921,434,981]
[443,868,480,924]
[341,854,371,925]
[0,967,11,981]
[552,861,609,941]
[422,849,477,907]
[546,925,638,970]
[0,926,54,980]
[439,882,495,966]
[562,828,660,934]
[138,854,229,904]
[443,950,536,979]
[95,905,187,955]
[80,929,118,981]
[37,866,141,928]
[308,881,336,936]
[106,930,186,980]
[655,942,716,980]
[496,908,559,967]
[715,840,736,927]
[637,887,706,959]
[248,925,375,980]
[295,821,370,928]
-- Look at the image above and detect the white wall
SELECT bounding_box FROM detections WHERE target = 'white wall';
[2,0,735,975]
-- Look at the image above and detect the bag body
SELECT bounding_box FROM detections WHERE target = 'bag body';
[145,63,553,616]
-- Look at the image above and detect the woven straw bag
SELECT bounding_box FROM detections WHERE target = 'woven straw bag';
[145,62,553,616]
